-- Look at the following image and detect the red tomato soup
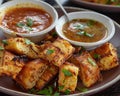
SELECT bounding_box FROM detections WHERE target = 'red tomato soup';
[1,7,52,33]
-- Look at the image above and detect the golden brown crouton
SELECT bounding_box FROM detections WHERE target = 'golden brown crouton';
[53,38,75,59]
[69,52,101,87]
[35,65,58,90]
[39,38,75,67]
[35,79,46,90]
[58,62,79,92]
[90,42,119,71]
[39,43,65,67]
[5,38,40,59]
[15,59,48,89]
[68,55,82,68]
[0,51,25,79]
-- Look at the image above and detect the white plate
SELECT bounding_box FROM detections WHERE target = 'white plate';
[0,7,120,96]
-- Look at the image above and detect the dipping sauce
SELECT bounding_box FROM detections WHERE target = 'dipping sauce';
[1,7,52,33]
[62,19,107,43]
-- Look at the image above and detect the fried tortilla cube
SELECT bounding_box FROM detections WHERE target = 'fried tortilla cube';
[15,59,48,89]
[90,42,119,71]
[0,51,25,79]
[5,38,40,59]
[58,62,79,92]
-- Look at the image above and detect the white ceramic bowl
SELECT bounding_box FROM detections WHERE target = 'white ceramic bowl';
[55,11,115,50]
[0,0,58,43]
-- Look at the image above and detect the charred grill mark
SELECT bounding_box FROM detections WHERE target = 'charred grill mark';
[12,55,28,62]
[29,44,39,55]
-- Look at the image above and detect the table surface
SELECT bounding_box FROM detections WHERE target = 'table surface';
[0,0,120,96]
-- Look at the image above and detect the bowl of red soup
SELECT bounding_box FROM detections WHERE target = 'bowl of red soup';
[55,11,115,50]
[0,0,58,42]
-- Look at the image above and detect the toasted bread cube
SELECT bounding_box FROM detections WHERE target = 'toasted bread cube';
[41,31,58,42]
[41,65,58,81]
[53,38,75,58]
[35,79,46,90]
[49,65,59,75]
[39,43,65,67]
[15,59,48,89]
[90,42,119,71]
[36,65,58,90]
[5,38,40,59]
[58,62,79,92]
[0,51,25,79]
[68,55,81,68]
[40,38,75,67]
[74,52,101,87]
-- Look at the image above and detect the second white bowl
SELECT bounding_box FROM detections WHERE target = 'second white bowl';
[55,11,115,50]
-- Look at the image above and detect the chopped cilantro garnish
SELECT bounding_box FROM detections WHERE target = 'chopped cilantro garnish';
[117,3,120,6]
[62,69,72,76]
[53,92,60,96]
[28,88,37,94]
[2,40,8,45]
[64,89,71,95]
[87,20,96,26]
[52,32,58,37]
[76,31,85,35]
[25,39,32,45]
[37,88,50,95]
[74,24,85,30]
[79,46,86,55]
[16,18,33,32]
[77,31,94,38]
[58,85,64,91]
[77,87,88,92]
[48,86,53,95]
[46,49,54,55]
[0,46,4,51]
[16,22,25,28]
[26,18,33,27]
[93,53,101,59]
[87,57,96,66]
[106,0,118,4]
[28,86,60,96]
[24,26,33,31]
[37,87,53,95]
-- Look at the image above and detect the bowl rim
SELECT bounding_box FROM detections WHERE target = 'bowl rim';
[55,11,115,47]
[0,0,58,37]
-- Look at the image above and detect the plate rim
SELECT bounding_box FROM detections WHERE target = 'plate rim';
[70,0,120,12]
[70,0,120,8]
[0,6,120,96]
